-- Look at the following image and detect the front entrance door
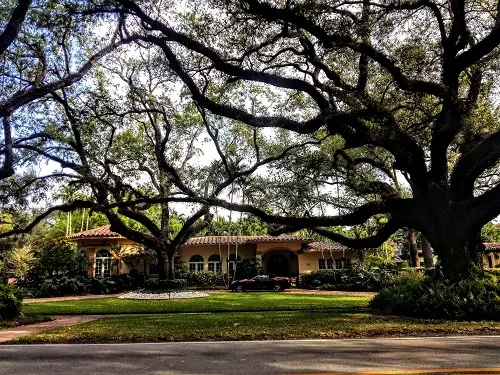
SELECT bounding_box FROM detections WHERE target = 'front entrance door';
[266,253,290,276]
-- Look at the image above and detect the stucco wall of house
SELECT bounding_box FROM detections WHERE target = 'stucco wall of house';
[77,238,143,277]
[298,250,354,273]
[75,236,356,277]
[483,251,500,269]
[256,241,303,254]
[179,244,256,272]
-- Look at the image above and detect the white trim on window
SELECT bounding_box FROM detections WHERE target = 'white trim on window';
[189,255,204,272]
[208,254,222,272]
[95,249,112,278]
[318,258,334,270]
[335,258,350,269]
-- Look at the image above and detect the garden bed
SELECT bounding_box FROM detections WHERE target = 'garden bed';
[119,290,209,300]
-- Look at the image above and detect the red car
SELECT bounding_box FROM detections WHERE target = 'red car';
[230,274,291,292]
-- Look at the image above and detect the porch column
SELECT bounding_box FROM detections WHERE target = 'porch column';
[88,248,96,277]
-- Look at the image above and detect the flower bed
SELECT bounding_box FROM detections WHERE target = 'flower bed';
[119,290,209,300]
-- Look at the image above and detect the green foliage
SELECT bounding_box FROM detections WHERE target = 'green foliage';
[234,257,261,280]
[0,284,23,320]
[481,222,500,242]
[17,272,137,297]
[4,245,35,278]
[38,273,89,297]
[48,211,109,238]
[144,279,187,291]
[300,263,405,291]
[174,269,226,286]
[28,238,79,279]
[370,272,500,320]
[202,216,268,236]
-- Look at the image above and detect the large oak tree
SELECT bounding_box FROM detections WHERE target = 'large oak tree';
[106,0,500,279]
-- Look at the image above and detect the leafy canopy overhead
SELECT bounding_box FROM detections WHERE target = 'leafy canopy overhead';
[2,0,500,279]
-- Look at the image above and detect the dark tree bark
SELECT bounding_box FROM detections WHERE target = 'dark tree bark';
[0,0,31,56]
[156,253,167,280]
[407,229,419,268]
[422,236,434,268]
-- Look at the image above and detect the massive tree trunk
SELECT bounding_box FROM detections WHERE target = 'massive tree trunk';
[422,236,434,268]
[424,216,481,279]
[407,229,419,267]
[165,252,175,280]
[414,183,485,279]
[157,252,167,280]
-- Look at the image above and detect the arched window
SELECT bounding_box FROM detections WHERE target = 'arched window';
[208,254,221,273]
[189,255,204,272]
[228,254,241,275]
[95,249,112,278]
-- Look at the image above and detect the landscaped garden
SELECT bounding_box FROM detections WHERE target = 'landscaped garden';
[5,291,500,344]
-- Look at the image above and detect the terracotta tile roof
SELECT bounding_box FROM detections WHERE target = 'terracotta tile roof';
[67,225,124,239]
[485,242,500,250]
[185,234,312,245]
[67,226,312,245]
[305,242,348,252]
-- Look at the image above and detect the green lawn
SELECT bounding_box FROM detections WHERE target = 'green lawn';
[23,293,370,315]
[11,310,500,344]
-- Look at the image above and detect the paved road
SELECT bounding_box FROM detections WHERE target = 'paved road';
[1,336,500,375]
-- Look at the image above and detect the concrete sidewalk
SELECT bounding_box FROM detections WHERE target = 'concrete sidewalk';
[24,294,123,303]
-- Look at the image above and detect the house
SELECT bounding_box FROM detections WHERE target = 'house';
[67,226,353,278]
[483,243,500,269]
[416,243,500,269]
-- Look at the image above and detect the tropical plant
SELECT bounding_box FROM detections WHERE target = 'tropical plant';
[0,284,23,319]
[370,271,500,320]
[4,245,34,279]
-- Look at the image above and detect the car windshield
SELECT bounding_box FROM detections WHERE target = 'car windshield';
[253,275,270,280]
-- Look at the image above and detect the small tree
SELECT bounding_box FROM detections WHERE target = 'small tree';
[4,245,34,279]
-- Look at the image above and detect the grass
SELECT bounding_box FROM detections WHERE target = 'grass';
[22,293,370,315]
[10,310,500,344]
[0,315,52,330]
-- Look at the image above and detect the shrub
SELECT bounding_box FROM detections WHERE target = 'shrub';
[28,239,78,280]
[234,257,261,280]
[175,269,226,287]
[39,273,89,296]
[0,284,23,319]
[300,264,403,291]
[144,279,187,291]
[369,272,500,320]
[16,271,135,297]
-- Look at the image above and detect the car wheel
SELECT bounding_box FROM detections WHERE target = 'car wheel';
[273,284,283,292]
[236,285,244,292]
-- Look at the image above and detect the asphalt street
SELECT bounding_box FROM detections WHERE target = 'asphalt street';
[1,336,500,375]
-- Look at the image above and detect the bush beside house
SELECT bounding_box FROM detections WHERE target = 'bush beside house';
[370,270,500,320]
[0,284,23,319]
[300,263,406,291]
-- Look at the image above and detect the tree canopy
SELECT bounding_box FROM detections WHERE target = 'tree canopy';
[2,0,500,279]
